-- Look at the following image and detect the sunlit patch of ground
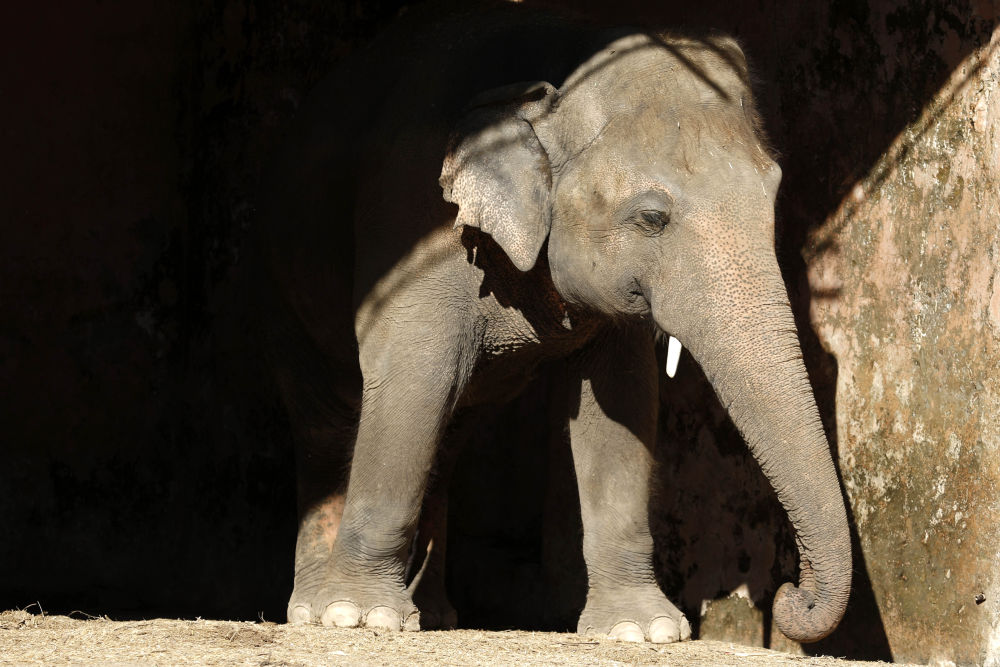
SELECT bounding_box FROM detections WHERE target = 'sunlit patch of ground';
[0,609,908,666]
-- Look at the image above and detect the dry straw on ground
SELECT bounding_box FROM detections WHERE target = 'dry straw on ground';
[0,609,905,666]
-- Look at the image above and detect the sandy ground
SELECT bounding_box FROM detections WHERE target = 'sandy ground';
[0,610,905,666]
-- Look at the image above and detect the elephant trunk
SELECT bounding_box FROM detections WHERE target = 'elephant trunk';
[658,294,851,643]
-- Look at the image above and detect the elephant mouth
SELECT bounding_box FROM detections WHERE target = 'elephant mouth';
[636,281,682,378]
[650,320,683,378]
[627,278,648,307]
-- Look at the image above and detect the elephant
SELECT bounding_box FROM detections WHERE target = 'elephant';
[258,1,851,645]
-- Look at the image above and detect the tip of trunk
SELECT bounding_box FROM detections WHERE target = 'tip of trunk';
[772,581,849,643]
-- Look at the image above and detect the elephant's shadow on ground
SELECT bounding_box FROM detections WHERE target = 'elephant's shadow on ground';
[445,294,891,659]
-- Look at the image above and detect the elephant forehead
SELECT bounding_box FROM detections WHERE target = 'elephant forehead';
[552,37,771,174]
[562,105,769,193]
[562,33,748,110]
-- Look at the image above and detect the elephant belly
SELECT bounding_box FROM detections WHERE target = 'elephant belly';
[460,316,596,408]
[460,351,547,408]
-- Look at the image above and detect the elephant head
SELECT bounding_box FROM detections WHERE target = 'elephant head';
[440,32,851,643]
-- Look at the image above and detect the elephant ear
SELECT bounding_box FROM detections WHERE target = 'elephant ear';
[440,82,557,272]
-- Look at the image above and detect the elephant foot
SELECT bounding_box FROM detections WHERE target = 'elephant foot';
[408,559,457,630]
[577,585,691,644]
[407,526,457,630]
[287,495,416,630]
[286,559,420,631]
[410,586,456,631]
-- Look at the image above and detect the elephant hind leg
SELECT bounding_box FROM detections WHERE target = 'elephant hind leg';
[405,409,479,630]
[407,488,457,630]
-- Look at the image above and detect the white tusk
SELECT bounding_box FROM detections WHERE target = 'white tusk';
[666,336,682,378]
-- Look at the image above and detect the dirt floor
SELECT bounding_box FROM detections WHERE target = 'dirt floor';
[0,609,905,666]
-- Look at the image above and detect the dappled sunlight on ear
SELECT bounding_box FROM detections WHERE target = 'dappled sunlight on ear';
[440,83,557,272]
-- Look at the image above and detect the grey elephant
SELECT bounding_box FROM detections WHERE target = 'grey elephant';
[259,2,851,645]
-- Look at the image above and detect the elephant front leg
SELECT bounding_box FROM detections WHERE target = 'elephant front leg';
[287,342,460,631]
[566,327,692,644]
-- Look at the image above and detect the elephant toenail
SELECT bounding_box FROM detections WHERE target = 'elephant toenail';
[679,616,692,641]
[402,611,422,632]
[287,605,312,625]
[608,621,644,642]
[648,616,681,643]
[322,601,361,628]
[365,606,402,630]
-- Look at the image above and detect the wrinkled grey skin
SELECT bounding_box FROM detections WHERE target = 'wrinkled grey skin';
[260,3,850,645]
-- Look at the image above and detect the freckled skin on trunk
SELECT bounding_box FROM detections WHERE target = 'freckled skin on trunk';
[654,295,851,643]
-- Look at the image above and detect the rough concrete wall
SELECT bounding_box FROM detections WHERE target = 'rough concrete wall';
[807,27,1000,666]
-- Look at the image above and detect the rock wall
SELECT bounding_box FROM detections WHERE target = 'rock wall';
[807,26,1000,666]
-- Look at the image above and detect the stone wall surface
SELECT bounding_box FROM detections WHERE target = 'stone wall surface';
[807,26,1000,666]
[1,1,998,665]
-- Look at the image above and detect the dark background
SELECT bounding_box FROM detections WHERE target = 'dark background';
[1,1,994,661]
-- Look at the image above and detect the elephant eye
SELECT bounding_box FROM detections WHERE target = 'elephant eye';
[635,209,670,235]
